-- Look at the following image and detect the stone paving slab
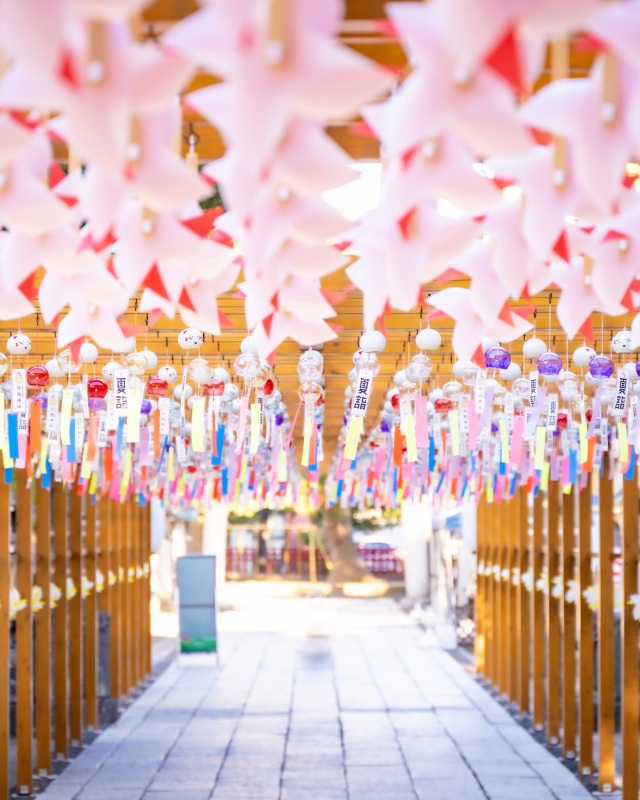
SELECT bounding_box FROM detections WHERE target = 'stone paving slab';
[37,586,593,800]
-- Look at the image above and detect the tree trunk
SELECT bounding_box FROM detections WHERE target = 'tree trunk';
[324,506,367,584]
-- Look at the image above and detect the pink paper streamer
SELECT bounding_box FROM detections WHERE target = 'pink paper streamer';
[509,415,525,466]
[235,394,250,455]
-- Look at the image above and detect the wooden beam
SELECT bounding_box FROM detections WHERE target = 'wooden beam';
[0,478,9,799]
[15,469,33,795]
[597,459,615,793]
[35,482,52,777]
[561,487,577,760]
[68,487,83,747]
[578,475,594,775]
[143,504,152,679]
[84,495,98,731]
[621,465,639,800]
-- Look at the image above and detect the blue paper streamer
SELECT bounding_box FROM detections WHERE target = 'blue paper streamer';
[7,413,18,460]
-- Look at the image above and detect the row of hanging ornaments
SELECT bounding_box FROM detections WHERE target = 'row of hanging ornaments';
[1,327,294,437]
[375,328,639,422]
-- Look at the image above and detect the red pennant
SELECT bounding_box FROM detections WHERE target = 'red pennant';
[7,110,40,131]
[511,304,536,320]
[436,267,465,284]
[621,286,636,312]
[181,207,225,238]
[333,240,353,252]
[58,48,79,88]
[328,323,343,334]
[18,272,38,302]
[142,264,170,301]
[426,308,447,321]
[209,229,234,247]
[271,292,279,311]
[49,162,67,189]
[265,350,276,366]
[262,312,275,337]
[347,121,377,139]
[69,337,83,364]
[491,177,516,190]
[147,308,163,328]
[178,287,197,312]
[372,18,398,37]
[578,316,594,341]
[485,28,524,93]
[528,127,552,146]
[602,229,628,243]
[233,290,247,300]
[573,33,607,54]
[321,289,348,306]
[471,345,485,368]
[375,313,387,338]
[552,230,570,263]
[397,208,417,240]
[498,302,513,325]
[401,145,420,170]
[106,256,118,279]
[218,310,234,329]
[119,320,148,338]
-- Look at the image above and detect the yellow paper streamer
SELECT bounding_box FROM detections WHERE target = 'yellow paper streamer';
[191,396,206,453]
[168,448,175,481]
[405,414,418,462]
[499,419,509,463]
[579,422,588,464]
[89,472,98,495]
[540,461,550,492]
[448,410,459,457]
[618,421,629,463]
[250,402,260,455]
[1,439,13,469]
[39,438,49,474]
[486,480,494,503]
[60,387,74,446]
[126,387,142,444]
[277,450,287,483]
[535,425,546,471]
[81,443,92,479]
[344,415,362,462]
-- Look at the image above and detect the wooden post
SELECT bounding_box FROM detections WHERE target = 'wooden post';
[68,487,83,747]
[0,479,9,799]
[500,500,510,700]
[132,501,142,688]
[491,498,501,692]
[35,483,52,777]
[52,482,68,760]
[15,469,33,795]
[97,495,110,618]
[518,486,531,714]
[561,487,577,760]
[508,489,520,705]
[143,504,152,679]
[532,489,545,731]
[475,497,486,676]
[597,458,615,792]
[578,475,594,774]
[84,495,98,730]
[485,497,495,687]
[123,499,132,696]
[621,466,639,800]
[546,478,561,744]
[110,500,121,702]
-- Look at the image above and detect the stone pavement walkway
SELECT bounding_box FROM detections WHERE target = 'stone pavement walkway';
[39,583,592,800]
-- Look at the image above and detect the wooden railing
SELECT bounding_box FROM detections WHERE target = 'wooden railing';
[0,484,151,797]
[476,456,638,798]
